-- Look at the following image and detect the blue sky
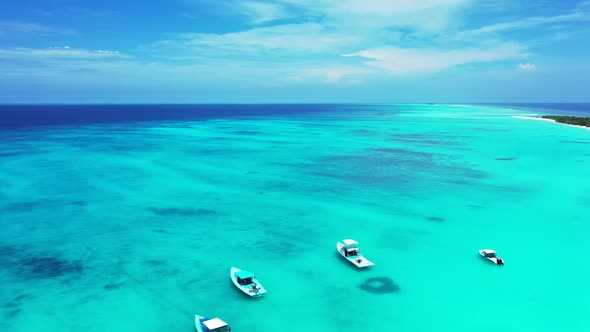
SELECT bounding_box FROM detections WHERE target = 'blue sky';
[1,0,589,103]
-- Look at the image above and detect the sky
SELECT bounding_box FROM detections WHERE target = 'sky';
[0,0,589,103]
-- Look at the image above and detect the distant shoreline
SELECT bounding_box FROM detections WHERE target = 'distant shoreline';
[514,115,590,130]
[542,115,590,128]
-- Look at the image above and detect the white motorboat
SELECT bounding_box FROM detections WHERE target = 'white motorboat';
[336,239,375,268]
[479,249,504,266]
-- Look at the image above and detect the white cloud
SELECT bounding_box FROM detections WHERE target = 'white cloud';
[183,0,299,26]
[4,0,574,90]
[301,0,467,16]
[288,74,303,81]
[37,8,121,17]
[280,0,469,32]
[96,50,121,55]
[144,0,545,79]
[294,65,372,83]
[343,44,525,74]
[150,23,361,57]
[0,47,126,60]
[241,1,292,24]
[464,12,590,35]
[518,63,537,71]
[148,0,475,61]
[0,20,76,36]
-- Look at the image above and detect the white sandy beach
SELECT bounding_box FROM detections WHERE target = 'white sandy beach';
[514,115,590,130]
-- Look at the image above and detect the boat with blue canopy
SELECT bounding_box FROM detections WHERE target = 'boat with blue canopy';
[230,267,267,297]
[194,315,231,332]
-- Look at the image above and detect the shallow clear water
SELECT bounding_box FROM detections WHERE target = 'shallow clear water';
[1,104,589,332]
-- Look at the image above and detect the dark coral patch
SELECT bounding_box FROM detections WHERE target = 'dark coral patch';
[0,151,29,158]
[447,179,474,186]
[103,282,124,290]
[148,207,216,217]
[0,244,18,256]
[350,129,378,136]
[0,201,43,212]
[153,229,168,234]
[17,257,83,279]
[359,277,400,294]
[5,309,22,318]
[195,148,245,155]
[109,145,137,152]
[4,302,19,308]
[13,294,30,302]
[233,131,260,135]
[373,148,436,157]
[2,292,30,319]
[307,148,487,190]
[425,216,445,222]
[495,157,518,161]
[388,133,470,147]
[560,140,590,144]
[144,259,166,266]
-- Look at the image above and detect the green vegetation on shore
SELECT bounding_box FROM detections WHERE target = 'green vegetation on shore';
[542,115,590,128]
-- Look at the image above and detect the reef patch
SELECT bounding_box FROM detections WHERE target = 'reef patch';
[359,277,400,294]
[147,207,217,217]
[17,257,83,279]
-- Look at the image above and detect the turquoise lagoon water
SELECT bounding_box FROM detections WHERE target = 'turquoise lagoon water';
[0,104,589,332]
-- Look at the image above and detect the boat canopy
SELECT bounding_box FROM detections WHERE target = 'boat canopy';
[344,246,358,252]
[203,318,228,330]
[235,270,255,279]
[343,239,359,246]
[482,249,496,255]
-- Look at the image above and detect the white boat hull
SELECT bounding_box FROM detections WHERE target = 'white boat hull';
[337,242,374,268]
[479,250,504,265]
[230,267,267,297]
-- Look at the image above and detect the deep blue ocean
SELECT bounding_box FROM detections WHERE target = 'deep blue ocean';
[1,103,588,129]
[0,104,344,129]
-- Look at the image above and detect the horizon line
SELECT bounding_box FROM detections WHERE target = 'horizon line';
[1,102,589,106]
